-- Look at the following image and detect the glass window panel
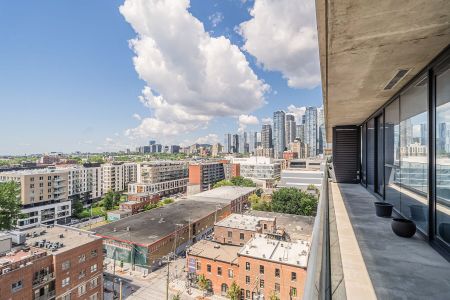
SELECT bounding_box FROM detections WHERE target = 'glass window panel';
[361,124,367,185]
[377,115,384,195]
[367,119,375,192]
[436,63,450,245]
[385,99,401,209]
[400,76,428,233]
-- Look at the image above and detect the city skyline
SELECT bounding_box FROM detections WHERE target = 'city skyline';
[0,0,322,155]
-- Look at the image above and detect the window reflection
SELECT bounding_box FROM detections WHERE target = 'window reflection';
[399,76,428,232]
[385,99,401,209]
[436,64,450,245]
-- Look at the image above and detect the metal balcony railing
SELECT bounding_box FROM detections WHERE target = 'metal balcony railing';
[33,290,56,300]
[32,273,55,288]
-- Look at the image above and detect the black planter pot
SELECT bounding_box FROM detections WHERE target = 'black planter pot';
[391,218,416,238]
[374,202,393,217]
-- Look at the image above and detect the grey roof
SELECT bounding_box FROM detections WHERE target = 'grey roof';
[245,210,314,241]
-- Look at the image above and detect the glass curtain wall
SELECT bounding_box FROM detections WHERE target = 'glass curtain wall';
[367,119,375,192]
[399,76,428,232]
[376,115,384,196]
[436,63,450,245]
[385,99,401,209]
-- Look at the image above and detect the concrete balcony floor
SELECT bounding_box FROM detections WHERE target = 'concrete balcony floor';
[333,183,450,300]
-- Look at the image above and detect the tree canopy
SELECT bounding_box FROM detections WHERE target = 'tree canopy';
[0,181,22,230]
[271,187,318,216]
[213,176,256,189]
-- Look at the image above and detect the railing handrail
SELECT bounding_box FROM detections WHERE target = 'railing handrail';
[303,164,331,300]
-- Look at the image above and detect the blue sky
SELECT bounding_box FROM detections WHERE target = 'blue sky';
[0,0,322,155]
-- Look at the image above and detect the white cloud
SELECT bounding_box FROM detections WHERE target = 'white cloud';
[120,0,268,142]
[239,0,320,89]
[287,105,306,123]
[132,113,142,121]
[262,117,272,124]
[208,12,224,28]
[238,114,259,133]
[194,133,220,145]
[105,137,114,143]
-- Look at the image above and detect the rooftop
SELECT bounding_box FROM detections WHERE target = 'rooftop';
[246,210,314,241]
[215,213,275,231]
[95,200,222,245]
[188,186,256,203]
[23,225,100,254]
[279,169,324,188]
[0,168,67,176]
[188,240,240,264]
[239,235,309,268]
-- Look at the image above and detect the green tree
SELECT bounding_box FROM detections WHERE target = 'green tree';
[230,176,256,187]
[271,187,318,216]
[113,192,121,206]
[213,179,233,188]
[0,181,22,230]
[197,274,210,296]
[103,191,115,211]
[269,291,280,300]
[72,198,84,218]
[172,294,181,300]
[227,281,241,300]
[162,198,174,205]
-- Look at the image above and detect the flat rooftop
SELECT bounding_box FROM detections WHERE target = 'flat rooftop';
[215,213,275,231]
[246,211,314,241]
[239,235,309,268]
[188,186,256,203]
[188,240,240,264]
[95,200,221,245]
[0,248,46,265]
[23,225,100,254]
[0,168,67,176]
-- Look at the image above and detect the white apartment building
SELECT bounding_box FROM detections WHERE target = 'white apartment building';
[101,162,137,193]
[57,165,103,201]
[230,156,282,180]
[0,169,71,230]
[128,178,188,196]
[137,161,188,184]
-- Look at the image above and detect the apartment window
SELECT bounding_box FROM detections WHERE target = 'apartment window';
[39,176,43,180]
[290,287,297,297]
[259,265,264,274]
[78,284,87,296]
[91,249,98,257]
[240,233,244,240]
[11,280,23,292]
[263,224,267,230]
[62,260,70,270]
[228,269,233,278]
[227,231,232,238]
[31,177,34,182]
[245,262,250,271]
[246,290,250,298]
[48,176,51,180]
[79,269,86,279]
[79,254,86,263]
[62,293,71,300]
[62,277,70,287]
[39,196,43,200]
[39,183,44,187]
[275,268,280,278]
[196,261,201,270]
[217,266,222,276]
[30,184,34,188]
[259,279,264,288]
[48,188,51,193]
[90,264,97,273]
[245,276,250,284]
[48,182,51,187]
[291,272,297,281]
[275,283,280,292]
[90,277,98,288]
[89,293,98,300]
[207,264,211,273]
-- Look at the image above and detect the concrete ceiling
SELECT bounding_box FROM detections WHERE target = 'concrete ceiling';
[316,0,450,143]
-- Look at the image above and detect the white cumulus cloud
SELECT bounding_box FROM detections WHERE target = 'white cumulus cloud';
[132,113,142,121]
[120,0,269,143]
[287,105,306,123]
[195,133,220,145]
[238,114,259,133]
[239,0,320,89]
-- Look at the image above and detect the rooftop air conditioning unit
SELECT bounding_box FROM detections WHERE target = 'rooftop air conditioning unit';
[2,268,11,274]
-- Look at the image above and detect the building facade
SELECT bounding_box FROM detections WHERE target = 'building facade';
[273,111,286,158]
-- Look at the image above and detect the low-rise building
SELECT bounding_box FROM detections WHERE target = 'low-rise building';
[230,157,281,180]
[0,225,103,300]
[95,186,255,273]
[119,193,160,214]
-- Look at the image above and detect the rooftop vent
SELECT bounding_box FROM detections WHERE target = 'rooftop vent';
[384,69,410,90]
[213,244,220,249]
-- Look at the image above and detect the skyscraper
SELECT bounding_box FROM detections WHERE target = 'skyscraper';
[247,131,257,154]
[238,134,246,153]
[232,134,239,153]
[285,114,297,146]
[261,124,273,149]
[224,133,232,153]
[317,107,326,154]
[304,107,318,156]
[273,111,286,158]
[296,124,305,142]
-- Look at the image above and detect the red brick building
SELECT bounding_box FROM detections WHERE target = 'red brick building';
[120,193,160,214]
[0,226,103,300]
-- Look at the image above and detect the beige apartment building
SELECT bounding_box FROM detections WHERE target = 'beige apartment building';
[0,169,71,230]
[137,161,188,184]
[101,162,137,193]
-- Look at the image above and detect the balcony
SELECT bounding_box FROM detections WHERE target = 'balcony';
[33,290,55,300]
[32,273,55,288]
[304,167,450,299]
